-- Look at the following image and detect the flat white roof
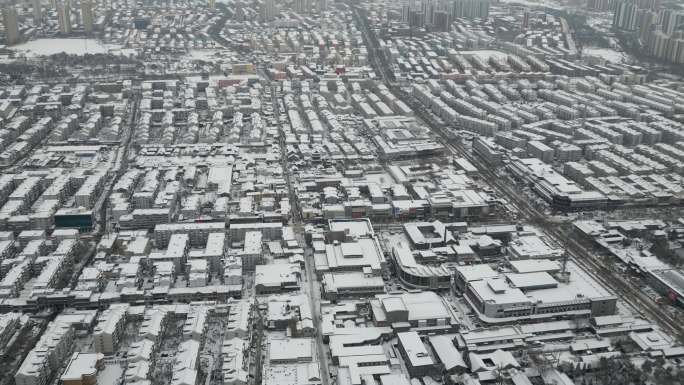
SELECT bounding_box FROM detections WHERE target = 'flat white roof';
[397,331,433,367]
[60,352,101,381]
[509,235,563,259]
[526,261,613,303]
[506,272,558,290]
[329,219,374,237]
[155,222,225,231]
[325,237,384,271]
[380,374,411,385]
[262,362,321,385]
[322,272,384,291]
[456,264,498,282]
[470,278,530,305]
[269,337,313,362]
[376,291,452,322]
[509,259,560,274]
[255,264,300,288]
[428,335,466,370]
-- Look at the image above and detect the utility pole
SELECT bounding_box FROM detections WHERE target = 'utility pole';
[560,237,569,282]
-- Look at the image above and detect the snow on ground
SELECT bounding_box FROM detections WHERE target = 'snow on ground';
[456,49,509,60]
[9,38,123,56]
[188,49,218,60]
[587,15,613,29]
[97,364,124,385]
[583,47,629,63]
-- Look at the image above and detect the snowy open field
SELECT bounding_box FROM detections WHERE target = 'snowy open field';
[583,47,629,63]
[9,38,125,56]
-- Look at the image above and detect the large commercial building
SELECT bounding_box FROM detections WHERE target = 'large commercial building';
[463,261,618,323]
[314,236,385,277]
[392,243,453,290]
[255,264,301,294]
[508,158,607,210]
[370,291,459,333]
[321,272,385,301]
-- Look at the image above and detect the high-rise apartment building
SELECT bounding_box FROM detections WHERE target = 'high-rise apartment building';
[260,0,276,21]
[33,0,42,24]
[57,0,72,34]
[613,0,639,30]
[81,0,93,33]
[2,5,20,46]
[401,0,488,30]
[613,0,684,64]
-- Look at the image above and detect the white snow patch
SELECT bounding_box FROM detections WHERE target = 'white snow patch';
[583,47,628,63]
[9,38,124,57]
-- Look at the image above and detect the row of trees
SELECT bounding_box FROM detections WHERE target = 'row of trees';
[558,356,684,385]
